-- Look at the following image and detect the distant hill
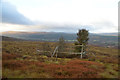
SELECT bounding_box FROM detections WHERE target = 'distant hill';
[2,31,118,47]
[96,33,118,36]
[2,31,76,41]
[1,36,25,41]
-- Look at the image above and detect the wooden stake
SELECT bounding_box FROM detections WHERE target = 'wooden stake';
[56,52,57,61]
[80,44,83,59]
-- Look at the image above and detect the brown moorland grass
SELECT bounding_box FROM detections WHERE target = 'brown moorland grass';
[2,53,104,78]
[2,41,118,78]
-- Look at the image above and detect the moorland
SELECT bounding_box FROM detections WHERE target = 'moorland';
[2,39,118,78]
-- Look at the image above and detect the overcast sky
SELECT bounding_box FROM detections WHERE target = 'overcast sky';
[0,0,119,33]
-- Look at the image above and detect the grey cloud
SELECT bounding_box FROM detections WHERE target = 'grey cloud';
[1,1,33,25]
[34,21,116,33]
[92,21,117,32]
[32,22,95,33]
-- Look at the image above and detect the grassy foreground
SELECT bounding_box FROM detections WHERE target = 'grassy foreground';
[2,41,118,78]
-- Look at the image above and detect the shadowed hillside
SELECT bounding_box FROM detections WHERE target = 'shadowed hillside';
[2,31,118,47]
[1,36,25,41]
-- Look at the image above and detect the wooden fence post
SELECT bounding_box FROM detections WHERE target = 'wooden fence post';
[80,44,83,59]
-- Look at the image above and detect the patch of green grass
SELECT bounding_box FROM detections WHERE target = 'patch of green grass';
[99,63,118,78]
[3,69,25,78]
[44,59,59,64]
[89,65,98,69]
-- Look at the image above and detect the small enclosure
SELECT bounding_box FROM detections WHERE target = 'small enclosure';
[35,42,94,58]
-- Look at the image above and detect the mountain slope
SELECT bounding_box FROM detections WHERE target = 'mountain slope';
[1,36,25,41]
[2,31,118,47]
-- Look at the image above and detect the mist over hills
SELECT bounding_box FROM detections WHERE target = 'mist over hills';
[2,31,118,47]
